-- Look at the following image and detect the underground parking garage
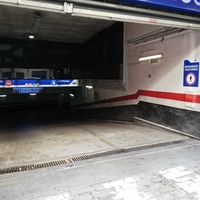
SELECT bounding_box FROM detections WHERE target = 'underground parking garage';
[0,0,200,190]
[0,0,200,129]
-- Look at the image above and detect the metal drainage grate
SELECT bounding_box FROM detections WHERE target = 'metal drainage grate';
[0,139,187,175]
[69,139,187,163]
[124,139,187,153]
[69,149,124,163]
[0,160,69,175]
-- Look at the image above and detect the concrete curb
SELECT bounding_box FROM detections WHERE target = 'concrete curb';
[132,117,200,140]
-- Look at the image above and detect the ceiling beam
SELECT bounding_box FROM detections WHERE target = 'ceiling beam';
[0,0,200,30]
[0,0,64,13]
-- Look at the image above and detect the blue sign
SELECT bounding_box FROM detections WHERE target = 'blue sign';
[0,79,79,88]
[122,0,200,14]
[183,60,199,87]
[13,87,43,94]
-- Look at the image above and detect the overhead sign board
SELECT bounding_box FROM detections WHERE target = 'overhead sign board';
[0,79,79,88]
[183,60,199,87]
[122,0,200,14]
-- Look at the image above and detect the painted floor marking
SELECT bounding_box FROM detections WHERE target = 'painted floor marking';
[103,176,157,200]
[36,166,200,200]
[159,166,200,199]
[37,192,71,200]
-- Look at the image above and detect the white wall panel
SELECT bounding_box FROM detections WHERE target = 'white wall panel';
[78,23,200,112]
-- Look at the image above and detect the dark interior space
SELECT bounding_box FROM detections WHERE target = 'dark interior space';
[82,22,123,79]
[0,22,123,80]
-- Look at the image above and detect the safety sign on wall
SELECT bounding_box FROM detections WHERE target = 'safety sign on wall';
[183,60,199,87]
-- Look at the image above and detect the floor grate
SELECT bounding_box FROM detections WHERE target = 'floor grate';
[0,139,187,175]
[124,139,187,153]
[0,160,69,175]
[69,149,122,163]
[69,139,187,163]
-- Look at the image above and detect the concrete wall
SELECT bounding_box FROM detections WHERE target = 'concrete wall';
[72,101,200,138]
[72,22,200,137]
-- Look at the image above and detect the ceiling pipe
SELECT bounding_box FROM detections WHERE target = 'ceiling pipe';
[126,27,186,45]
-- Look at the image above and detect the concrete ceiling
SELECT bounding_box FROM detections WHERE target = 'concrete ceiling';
[0,4,114,43]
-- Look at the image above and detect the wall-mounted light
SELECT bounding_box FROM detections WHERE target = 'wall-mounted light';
[0,95,7,98]
[70,93,74,97]
[139,54,163,62]
[29,93,37,96]
[86,85,93,89]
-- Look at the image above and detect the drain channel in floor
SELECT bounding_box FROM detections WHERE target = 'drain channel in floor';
[69,139,187,163]
[0,160,69,175]
[0,139,188,175]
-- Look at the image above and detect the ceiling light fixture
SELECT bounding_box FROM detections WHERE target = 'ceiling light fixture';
[139,54,163,61]
[28,33,35,39]
[28,12,42,40]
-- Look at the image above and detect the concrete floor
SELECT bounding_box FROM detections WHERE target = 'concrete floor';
[0,108,188,169]
[0,138,199,200]
[0,107,199,200]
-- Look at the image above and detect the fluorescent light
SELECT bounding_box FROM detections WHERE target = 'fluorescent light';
[86,85,93,89]
[29,35,34,39]
[0,95,7,98]
[29,93,37,96]
[139,54,163,61]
